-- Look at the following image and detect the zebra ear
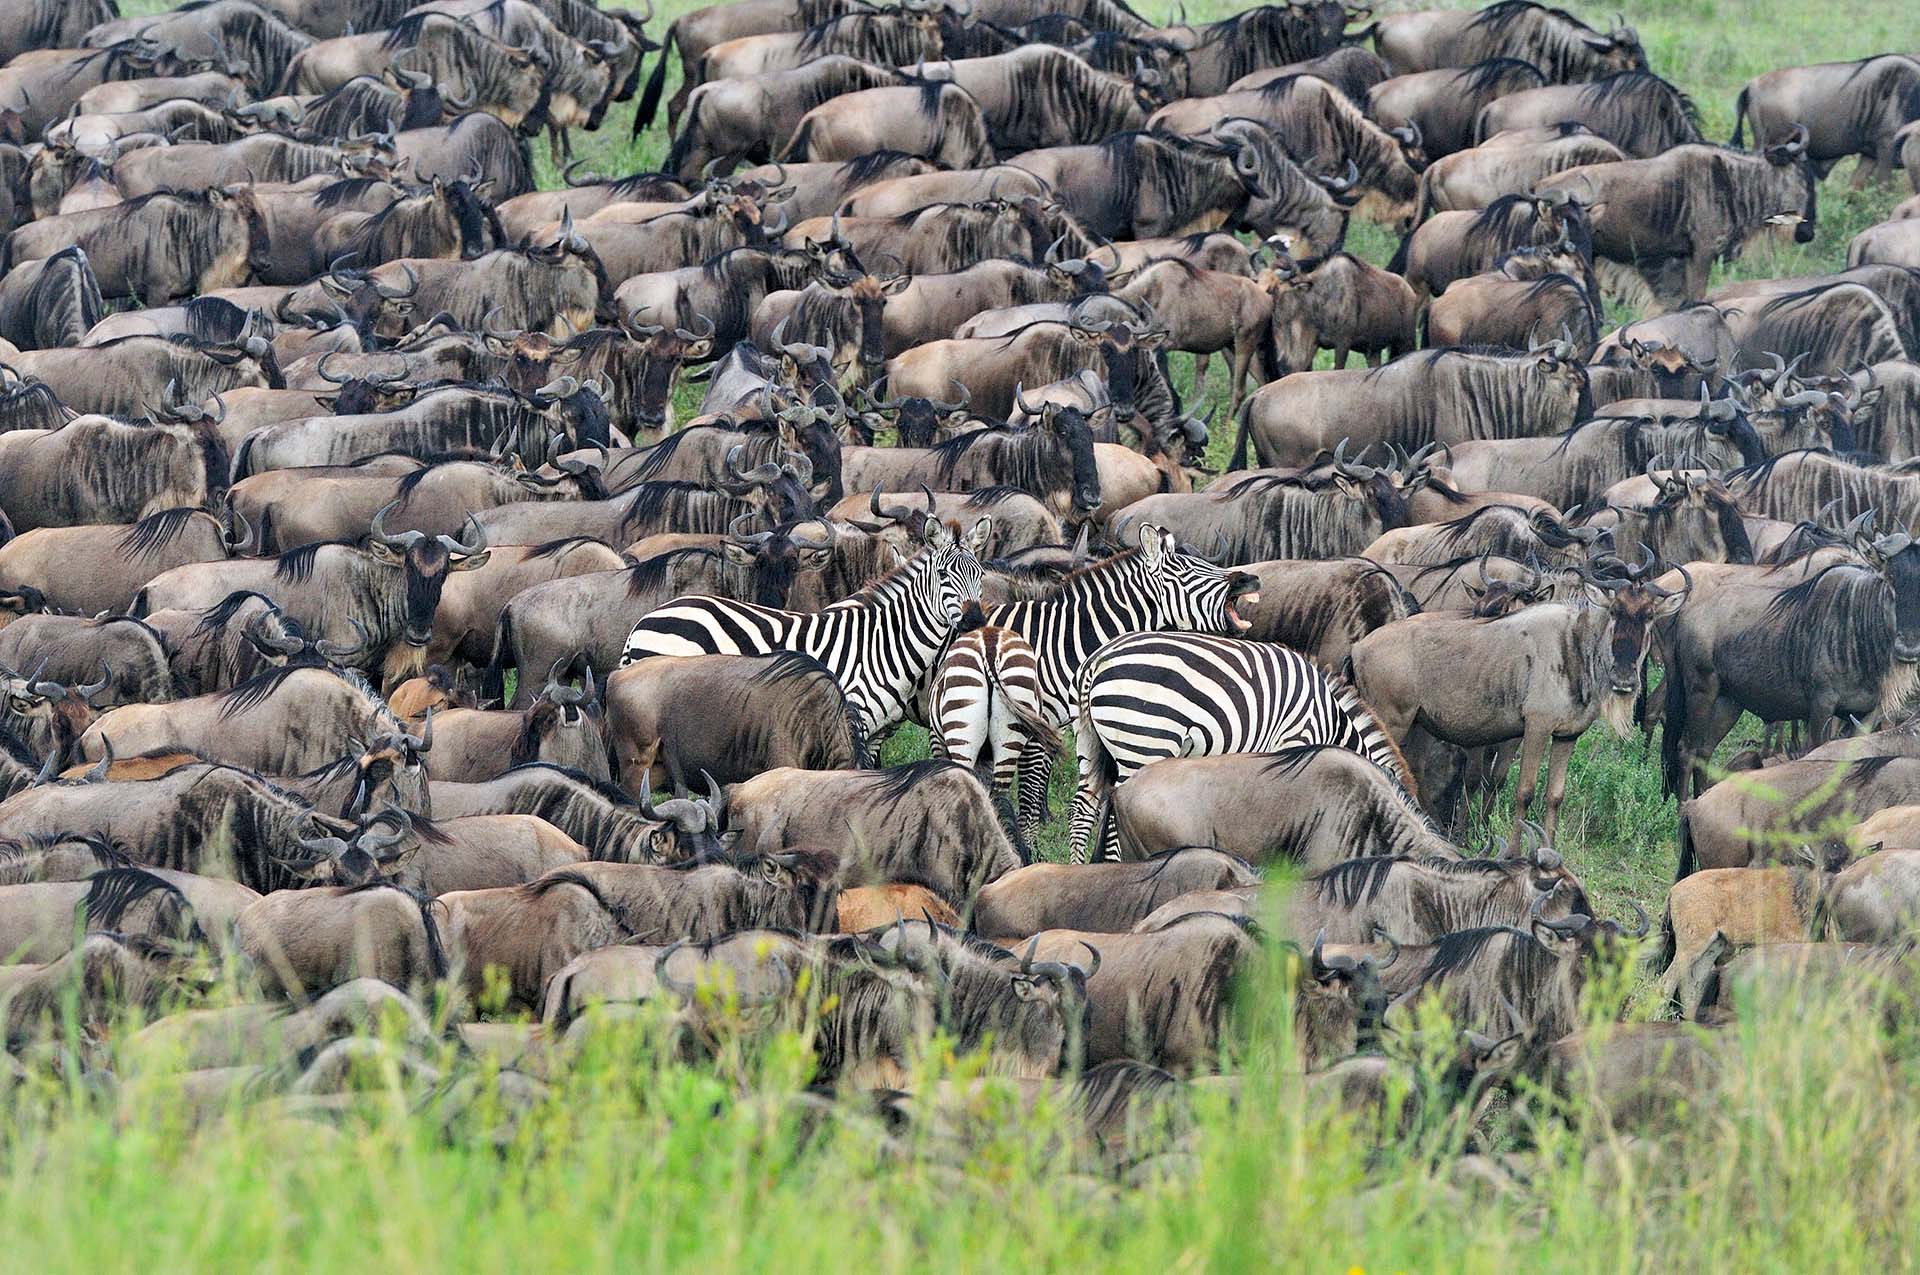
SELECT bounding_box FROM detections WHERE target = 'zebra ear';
[964,516,992,555]
[1138,523,1168,565]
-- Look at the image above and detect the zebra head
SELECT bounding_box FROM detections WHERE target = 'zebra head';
[1137,524,1259,634]
[923,516,992,627]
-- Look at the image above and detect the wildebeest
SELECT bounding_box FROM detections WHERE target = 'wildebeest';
[1110,450,1412,563]
[1472,69,1701,157]
[234,881,447,999]
[912,45,1150,153]
[0,246,102,351]
[1386,904,1648,1040]
[1018,911,1252,1071]
[0,761,354,894]
[1113,746,1461,868]
[1535,134,1817,310]
[1677,753,1920,878]
[603,651,866,791]
[5,188,268,306]
[665,56,905,175]
[1367,58,1545,160]
[1414,122,1629,216]
[1260,248,1418,374]
[136,510,489,685]
[972,847,1259,937]
[0,413,228,531]
[0,508,246,616]
[784,80,994,169]
[725,761,1022,904]
[1658,536,1920,798]
[79,664,406,776]
[1372,2,1645,82]
[1732,55,1920,184]
[1352,569,1687,838]
[1230,346,1591,469]
[1654,848,1846,1006]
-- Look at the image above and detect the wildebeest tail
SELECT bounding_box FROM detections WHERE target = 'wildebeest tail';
[1674,802,1698,882]
[1386,222,1414,275]
[1227,395,1256,471]
[781,117,815,162]
[634,21,677,133]
[482,606,516,704]
[1659,652,1688,798]
[1728,86,1748,147]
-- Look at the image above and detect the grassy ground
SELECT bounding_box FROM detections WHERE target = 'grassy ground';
[24,0,1920,1267]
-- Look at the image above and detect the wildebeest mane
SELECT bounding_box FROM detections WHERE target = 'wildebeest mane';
[1458,56,1545,95]
[624,546,723,599]
[274,540,350,584]
[190,590,281,641]
[859,758,967,803]
[82,867,201,940]
[115,507,206,561]
[1311,854,1406,906]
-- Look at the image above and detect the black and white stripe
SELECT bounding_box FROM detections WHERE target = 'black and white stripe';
[930,622,1051,810]
[619,521,989,736]
[973,525,1259,838]
[1068,632,1409,862]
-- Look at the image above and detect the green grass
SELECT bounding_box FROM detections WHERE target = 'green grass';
[24,0,1920,1267]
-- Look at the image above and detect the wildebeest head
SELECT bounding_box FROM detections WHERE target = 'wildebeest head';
[823,254,911,373]
[0,588,46,631]
[1529,895,1651,958]
[346,719,433,819]
[1756,124,1817,246]
[1299,931,1389,1063]
[717,442,820,527]
[767,315,840,393]
[1621,468,1756,566]
[1524,329,1595,419]
[1008,390,1102,516]
[1067,298,1165,422]
[622,313,717,432]
[723,519,840,608]
[1137,523,1260,634]
[1578,14,1648,74]
[367,504,491,649]
[637,771,730,861]
[857,377,971,449]
[314,353,413,414]
[312,257,421,342]
[742,845,843,933]
[1855,524,1920,665]
[1585,556,1689,731]
[519,373,615,457]
[0,661,108,769]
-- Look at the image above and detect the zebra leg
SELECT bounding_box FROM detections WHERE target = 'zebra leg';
[1016,737,1054,843]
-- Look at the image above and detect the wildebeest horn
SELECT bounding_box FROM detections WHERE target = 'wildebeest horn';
[931,381,970,414]
[31,750,58,786]
[654,938,699,999]
[315,618,370,662]
[84,740,114,783]
[437,515,487,557]
[222,507,255,555]
[1531,893,1588,935]
[1618,901,1651,937]
[369,500,425,549]
[377,263,419,299]
[1012,382,1040,416]
[1535,185,1573,209]
[674,313,717,343]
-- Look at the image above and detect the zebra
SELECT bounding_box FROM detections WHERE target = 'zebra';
[1068,632,1412,862]
[929,603,1056,835]
[618,518,990,739]
[966,524,1262,840]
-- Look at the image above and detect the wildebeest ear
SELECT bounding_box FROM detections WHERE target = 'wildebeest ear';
[964,516,992,556]
[1010,975,1040,1001]
[1653,590,1687,618]
[449,550,491,572]
[1583,582,1612,608]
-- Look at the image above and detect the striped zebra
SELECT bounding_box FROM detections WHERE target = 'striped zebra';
[929,604,1056,830]
[970,525,1262,839]
[618,519,990,737]
[1068,632,1411,862]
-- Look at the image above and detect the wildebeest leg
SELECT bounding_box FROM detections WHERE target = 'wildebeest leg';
[1333,344,1352,369]
[1542,735,1578,843]
[1192,351,1210,386]
[1230,336,1256,411]
[1687,697,1745,799]
[1510,723,1550,836]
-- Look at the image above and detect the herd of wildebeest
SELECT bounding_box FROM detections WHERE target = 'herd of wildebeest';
[0,0,1918,1165]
